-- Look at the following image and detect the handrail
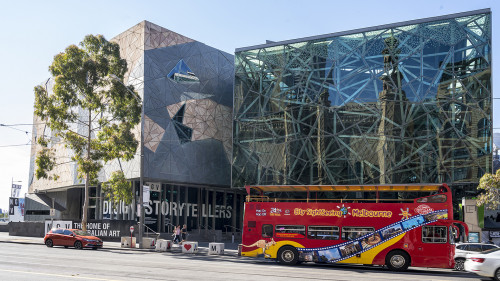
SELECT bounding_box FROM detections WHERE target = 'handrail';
[138,221,160,238]
[246,196,415,203]
[198,224,213,230]
[246,184,443,194]
[246,195,270,202]
[224,225,241,233]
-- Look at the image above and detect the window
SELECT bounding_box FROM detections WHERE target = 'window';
[25,210,50,215]
[275,225,305,238]
[167,59,200,83]
[63,229,72,236]
[468,244,483,252]
[308,226,339,240]
[416,194,446,203]
[482,245,498,251]
[262,224,273,238]
[456,244,467,250]
[341,227,375,240]
[53,229,64,234]
[422,226,447,243]
[449,226,456,244]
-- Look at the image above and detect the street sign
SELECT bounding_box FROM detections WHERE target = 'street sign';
[11,184,21,197]
[147,182,161,192]
[130,226,134,233]
[50,208,55,217]
[143,185,150,206]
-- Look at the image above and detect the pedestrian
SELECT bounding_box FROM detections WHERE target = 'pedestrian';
[181,224,188,242]
[173,225,181,244]
[488,238,494,244]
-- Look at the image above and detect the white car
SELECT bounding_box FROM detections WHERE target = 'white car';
[464,248,500,280]
[454,243,499,270]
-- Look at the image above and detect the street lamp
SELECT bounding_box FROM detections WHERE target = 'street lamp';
[109,74,145,249]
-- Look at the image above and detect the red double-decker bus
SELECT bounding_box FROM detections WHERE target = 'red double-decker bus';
[240,184,468,271]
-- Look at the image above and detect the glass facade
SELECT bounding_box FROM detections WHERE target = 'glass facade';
[232,11,492,188]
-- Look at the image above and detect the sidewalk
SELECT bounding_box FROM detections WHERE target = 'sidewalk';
[0,232,239,256]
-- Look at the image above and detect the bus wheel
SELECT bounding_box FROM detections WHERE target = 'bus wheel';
[277,246,299,265]
[385,250,410,271]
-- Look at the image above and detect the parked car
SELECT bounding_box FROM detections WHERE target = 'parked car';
[44,228,103,249]
[454,242,499,271]
[464,248,500,280]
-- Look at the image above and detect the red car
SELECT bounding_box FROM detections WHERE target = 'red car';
[44,228,103,249]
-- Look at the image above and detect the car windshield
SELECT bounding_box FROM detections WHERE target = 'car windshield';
[482,247,500,254]
[73,230,91,236]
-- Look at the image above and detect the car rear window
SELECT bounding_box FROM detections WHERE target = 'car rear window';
[468,244,483,252]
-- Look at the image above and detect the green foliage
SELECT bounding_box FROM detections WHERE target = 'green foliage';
[33,34,141,229]
[476,169,500,209]
[102,171,133,208]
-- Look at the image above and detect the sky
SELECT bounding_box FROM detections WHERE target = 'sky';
[0,0,498,212]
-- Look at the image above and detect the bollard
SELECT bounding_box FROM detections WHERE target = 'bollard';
[209,243,224,255]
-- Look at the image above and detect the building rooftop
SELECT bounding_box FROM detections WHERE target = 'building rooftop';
[236,8,491,52]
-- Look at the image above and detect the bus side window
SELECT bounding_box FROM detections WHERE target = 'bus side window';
[341,227,374,240]
[262,224,273,238]
[422,226,447,243]
[308,226,339,240]
[416,194,446,203]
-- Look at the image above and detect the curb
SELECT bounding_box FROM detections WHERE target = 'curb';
[0,239,240,256]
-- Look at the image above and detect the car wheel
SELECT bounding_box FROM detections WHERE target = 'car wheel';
[74,241,83,250]
[494,268,500,281]
[64,246,69,248]
[385,250,410,271]
[277,246,299,265]
[45,239,53,248]
[454,258,465,271]
[92,247,98,250]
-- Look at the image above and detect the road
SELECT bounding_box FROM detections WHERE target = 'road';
[0,242,488,281]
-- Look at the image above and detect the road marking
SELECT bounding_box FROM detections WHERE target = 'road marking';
[0,269,121,280]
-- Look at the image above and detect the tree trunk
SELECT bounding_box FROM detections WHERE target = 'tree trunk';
[82,108,92,232]
[82,175,89,232]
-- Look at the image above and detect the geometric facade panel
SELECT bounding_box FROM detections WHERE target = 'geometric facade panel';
[143,36,234,186]
[232,10,492,188]
[167,99,233,161]
[29,20,234,193]
[144,115,166,152]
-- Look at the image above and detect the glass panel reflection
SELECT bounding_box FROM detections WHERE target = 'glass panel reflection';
[232,12,492,187]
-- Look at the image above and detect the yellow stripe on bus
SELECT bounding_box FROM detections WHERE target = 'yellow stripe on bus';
[241,240,305,258]
[241,233,406,264]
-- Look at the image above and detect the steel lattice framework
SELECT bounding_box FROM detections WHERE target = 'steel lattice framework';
[232,10,492,188]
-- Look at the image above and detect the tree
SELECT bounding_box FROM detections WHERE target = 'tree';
[476,169,500,209]
[102,170,134,209]
[34,35,141,231]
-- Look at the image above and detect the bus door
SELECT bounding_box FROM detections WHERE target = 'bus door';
[414,225,451,267]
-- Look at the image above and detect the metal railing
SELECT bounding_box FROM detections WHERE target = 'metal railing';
[246,195,414,203]
[139,221,160,239]
[223,225,241,234]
